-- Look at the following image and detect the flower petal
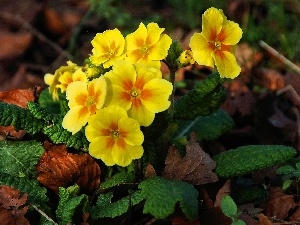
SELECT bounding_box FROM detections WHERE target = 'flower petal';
[128,99,155,126]
[218,20,242,45]
[201,7,223,41]
[66,81,88,108]
[104,61,136,91]
[62,106,90,134]
[111,140,143,166]
[89,137,115,166]
[213,50,241,79]
[126,22,147,52]
[145,22,164,46]
[189,33,215,67]
[140,79,172,113]
[148,34,172,60]
[88,76,107,109]
[119,117,144,146]
[134,64,162,88]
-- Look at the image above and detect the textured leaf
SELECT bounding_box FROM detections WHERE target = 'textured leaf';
[38,88,64,114]
[164,133,218,185]
[100,171,135,189]
[173,72,226,120]
[214,145,297,178]
[165,40,183,70]
[90,191,143,219]
[174,109,234,141]
[37,141,100,194]
[0,173,48,207]
[43,123,89,149]
[27,101,60,124]
[56,185,89,225]
[139,176,198,220]
[0,102,46,134]
[0,140,44,178]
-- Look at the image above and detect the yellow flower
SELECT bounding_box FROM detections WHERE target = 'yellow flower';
[104,61,173,126]
[44,61,87,100]
[125,22,172,68]
[178,50,195,67]
[90,28,126,68]
[189,7,242,78]
[62,76,107,134]
[85,105,144,167]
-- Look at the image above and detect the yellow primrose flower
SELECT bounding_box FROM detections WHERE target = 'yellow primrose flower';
[104,61,173,126]
[125,22,172,68]
[189,7,242,78]
[90,28,126,68]
[178,50,195,67]
[62,76,107,134]
[85,105,144,167]
[44,61,87,100]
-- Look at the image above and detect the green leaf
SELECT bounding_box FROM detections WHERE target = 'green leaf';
[100,171,135,189]
[174,109,234,141]
[0,140,44,178]
[139,176,198,220]
[0,172,48,207]
[214,145,297,178]
[221,195,237,218]
[0,102,46,134]
[27,101,60,124]
[232,220,246,225]
[90,191,143,219]
[276,165,295,175]
[38,88,65,114]
[56,185,89,225]
[43,123,89,150]
[173,72,226,120]
[282,179,293,190]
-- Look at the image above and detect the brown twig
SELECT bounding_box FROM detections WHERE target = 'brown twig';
[259,40,300,75]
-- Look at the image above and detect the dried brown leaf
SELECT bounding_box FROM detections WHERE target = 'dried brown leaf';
[258,214,273,225]
[164,132,218,185]
[0,31,32,60]
[171,215,201,225]
[265,187,296,220]
[144,163,157,178]
[0,185,29,225]
[214,180,231,207]
[37,141,100,194]
[254,68,285,91]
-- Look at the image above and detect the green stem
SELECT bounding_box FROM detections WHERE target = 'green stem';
[166,64,176,119]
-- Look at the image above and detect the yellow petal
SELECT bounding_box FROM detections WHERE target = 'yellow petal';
[218,20,242,45]
[89,137,115,166]
[134,64,162,86]
[111,141,143,167]
[72,68,88,82]
[201,7,223,41]
[62,106,90,134]
[119,117,144,146]
[189,33,215,67]
[125,22,147,52]
[88,76,107,109]
[146,22,164,46]
[104,61,136,90]
[128,100,155,126]
[66,81,87,108]
[148,34,172,60]
[213,50,241,79]
[140,79,172,113]
[44,74,54,86]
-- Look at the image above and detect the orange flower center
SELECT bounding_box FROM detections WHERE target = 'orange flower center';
[140,45,149,55]
[108,49,115,56]
[85,96,95,107]
[214,40,222,50]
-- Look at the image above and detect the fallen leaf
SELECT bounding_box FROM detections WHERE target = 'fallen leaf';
[36,141,100,194]
[0,31,32,60]
[164,132,218,185]
[199,207,232,225]
[221,79,255,117]
[253,68,285,91]
[258,214,273,225]
[265,187,296,220]
[43,7,68,36]
[0,185,29,225]
[214,180,231,207]
[144,163,157,178]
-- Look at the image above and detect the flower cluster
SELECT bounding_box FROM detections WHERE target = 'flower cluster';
[44,7,242,167]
